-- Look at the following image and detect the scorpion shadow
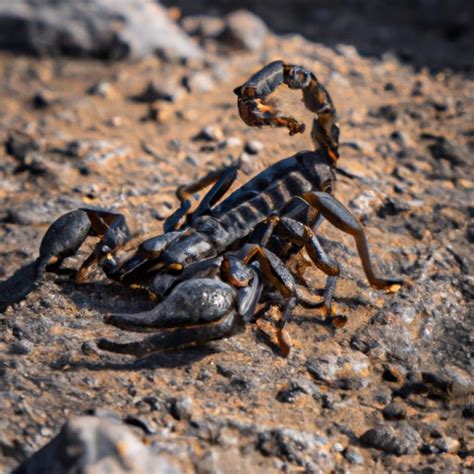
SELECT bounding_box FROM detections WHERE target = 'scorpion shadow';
[63,345,219,371]
[0,260,39,312]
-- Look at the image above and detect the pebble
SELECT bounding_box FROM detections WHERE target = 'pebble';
[220,10,268,51]
[181,15,225,39]
[169,396,193,421]
[81,341,98,356]
[462,403,474,419]
[434,436,461,454]
[87,81,116,98]
[244,140,264,155]
[193,125,224,142]
[5,130,40,162]
[360,423,422,455]
[306,349,371,389]
[344,446,365,464]
[32,89,56,109]
[224,136,242,148]
[131,80,184,103]
[183,71,215,93]
[382,402,407,420]
[9,340,34,355]
[185,155,199,167]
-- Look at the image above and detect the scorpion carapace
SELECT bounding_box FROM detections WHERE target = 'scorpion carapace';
[27,60,402,356]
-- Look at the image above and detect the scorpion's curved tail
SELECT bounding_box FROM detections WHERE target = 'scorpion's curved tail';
[234,60,340,161]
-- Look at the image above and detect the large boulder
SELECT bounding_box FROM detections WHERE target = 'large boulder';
[0,0,203,60]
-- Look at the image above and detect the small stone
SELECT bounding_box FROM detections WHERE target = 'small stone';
[32,89,56,109]
[106,116,123,127]
[332,442,344,452]
[185,155,199,166]
[462,403,474,418]
[9,340,34,355]
[131,80,184,103]
[434,437,461,454]
[183,71,215,93]
[244,140,264,155]
[181,15,225,38]
[169,396,193,421]
[5,130,40,162]
[224,136,242,148]
[193,126,224,142]
[360,423,422,455]
[382,402,407,420]
[220,10,268,51]
[81,341,98,356]
[344,446,364,465]
[87,81,116,98]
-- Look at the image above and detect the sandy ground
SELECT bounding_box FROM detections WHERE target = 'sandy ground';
[0,9,473,473]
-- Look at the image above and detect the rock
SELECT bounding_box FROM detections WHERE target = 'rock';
[0,0,203,61]
[224,137,242,148]
[13,415,180,473]
[87,81,117,98]
[421,133,466,166]
[434,436,461,454]
[276,378,320,404]
[382,402,407,420]
[244,140,264,155]
[32,89,57,109]
[181,15,225,39]
[306,349,372,389]
[183,71,215,93]
[5,131,40,162]
[360,422,422,455]
[169,396,193,421]
[9,340,34,355]
[257,428,333,471]
[462,403,474,419]
[131,81,184,103]
[344,446,365,465]
[193,126,224,142]
[219,10,268,51]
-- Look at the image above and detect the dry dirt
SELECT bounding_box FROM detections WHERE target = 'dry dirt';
[0,14,473,474]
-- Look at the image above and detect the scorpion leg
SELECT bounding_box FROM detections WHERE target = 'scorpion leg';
[272,216,341,319]
[239,243,298,356]
[302,192,403,291]
[164,164,239,232]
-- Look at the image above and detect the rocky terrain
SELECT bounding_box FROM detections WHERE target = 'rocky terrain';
[0,1,473,472]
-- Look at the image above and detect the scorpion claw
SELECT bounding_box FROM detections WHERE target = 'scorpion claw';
[36,210,91,277]
[98,311,238,357]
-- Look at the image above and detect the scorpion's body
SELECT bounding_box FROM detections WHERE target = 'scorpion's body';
[158,149,334,267]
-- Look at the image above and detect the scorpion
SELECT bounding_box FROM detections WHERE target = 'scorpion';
[31,60,402,356]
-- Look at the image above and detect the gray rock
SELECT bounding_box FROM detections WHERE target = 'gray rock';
[244,140,264,155]
[0,0,203,60]
[13,415,180,473]
[382,402,407,420]
[219,10,268,51]
[169,396,193,421]
[344,446,365,465]
[360,422,422,455]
